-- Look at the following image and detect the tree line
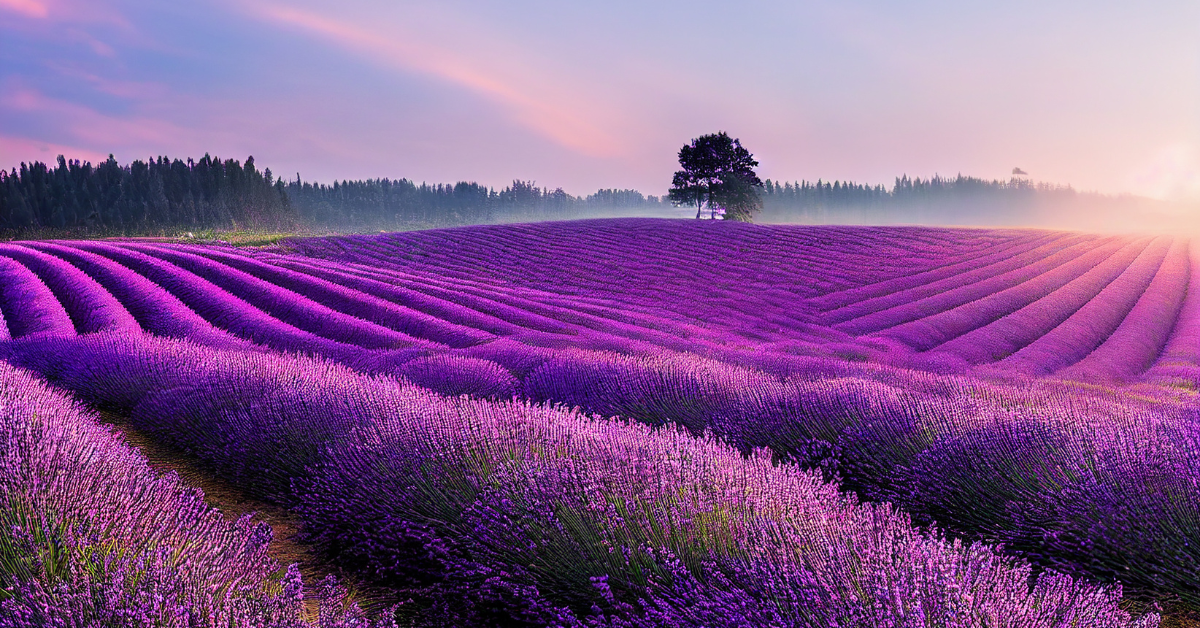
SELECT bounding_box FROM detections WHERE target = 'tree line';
[0,151,1120,234]
[759,174,1082,224]
[0,154,669,234]
[287,178,666,228]
[660,129,1078,225]
[764,174,1067,205]
[0,154,293,232]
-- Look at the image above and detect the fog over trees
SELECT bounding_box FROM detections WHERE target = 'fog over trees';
[0,153,1176,235]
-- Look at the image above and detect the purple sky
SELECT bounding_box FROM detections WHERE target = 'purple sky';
[2,0,1198,199]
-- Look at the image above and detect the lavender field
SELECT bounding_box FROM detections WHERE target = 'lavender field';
[4,217,1198,626]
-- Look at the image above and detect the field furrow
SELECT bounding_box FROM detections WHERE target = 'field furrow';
[0,243,140,334]
[1054,238,1190,382]
[807,231,1050,311]
[925,236,1153,363]
[301,261,610,338]
[0,255,76,337]
[122,243,431,350]
[264,256,530,336]
[879,236,1142,352]
[995,236,1174,375]
[181,247,495,348]
[1144,241,1200,386]
[68,242,376,359]
[830,234,1104,333]
[18,242,254,349]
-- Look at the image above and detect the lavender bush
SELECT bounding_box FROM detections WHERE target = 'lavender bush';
[0,360,366,626]
[2,332,1155,626]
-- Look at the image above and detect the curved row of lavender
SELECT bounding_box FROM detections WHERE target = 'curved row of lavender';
[0,218,1195,622]
[10,221,1193,381]
[0,360,367,626]
[273,221,1197,384]
[2,332,1154,627]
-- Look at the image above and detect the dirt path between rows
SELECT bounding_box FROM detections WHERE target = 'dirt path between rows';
[100,411,363,610]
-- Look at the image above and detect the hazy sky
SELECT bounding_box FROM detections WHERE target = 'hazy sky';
[2,0,1198,199]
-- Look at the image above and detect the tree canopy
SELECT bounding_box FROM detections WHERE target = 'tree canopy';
[668,132,763,221]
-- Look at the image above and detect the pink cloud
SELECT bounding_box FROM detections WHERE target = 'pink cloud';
[0,0,134,30]
[46,63,168,99]
[0,0,48,18]
[66,27,118,57]
[4,88,40,110]
[0,135,110,168]
[0,86,222,159]
[0,0,137,62]
[250,4,622,158]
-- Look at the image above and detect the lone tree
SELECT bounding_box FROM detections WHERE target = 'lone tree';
[668,131,763,221]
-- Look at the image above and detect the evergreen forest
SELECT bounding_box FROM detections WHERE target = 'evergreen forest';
[0,153,1150,235]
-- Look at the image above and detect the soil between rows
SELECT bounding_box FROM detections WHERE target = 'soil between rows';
[99,410,373,614]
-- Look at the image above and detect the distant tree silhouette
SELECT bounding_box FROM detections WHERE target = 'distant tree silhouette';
[756,174,1078,224]
[668,132,763,221]
[0,154,671,234]
[0,153,292,232]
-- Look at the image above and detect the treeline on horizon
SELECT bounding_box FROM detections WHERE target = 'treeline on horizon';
[0,153,1136,234]
[758,175,1094,225]
[0,154,670,234]
[288,177,667,227]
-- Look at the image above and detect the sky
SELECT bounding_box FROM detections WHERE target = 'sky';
[1,0,1198,199]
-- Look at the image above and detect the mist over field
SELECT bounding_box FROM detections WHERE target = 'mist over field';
[3,151,1194,238]
[760,186,1198,234]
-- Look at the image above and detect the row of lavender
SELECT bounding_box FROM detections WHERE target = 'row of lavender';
[0,332,1154,627]
[281,224,1194,383]
[0,233,920,403]
[0,361,368,626]
[0,238,727,361]
[1,223,1193,384]
[0,224,1057,365]
[35,313,1185,611]
[270,222,1052,368]
[279,219,1026,317]
[132,308,1197,612]
[511,347,1200,604]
